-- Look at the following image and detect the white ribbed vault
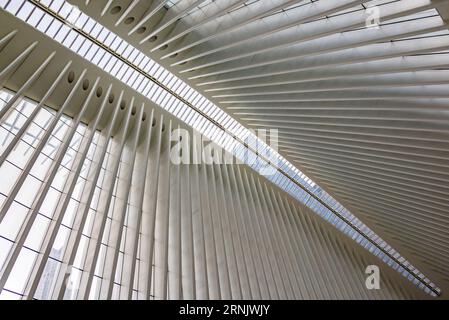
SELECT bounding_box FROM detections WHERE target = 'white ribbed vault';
[0,0,448,299]
[0,10,426,300]
[57,0,449,298]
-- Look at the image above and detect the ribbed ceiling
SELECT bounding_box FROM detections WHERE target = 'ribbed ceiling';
[65,0,449,298]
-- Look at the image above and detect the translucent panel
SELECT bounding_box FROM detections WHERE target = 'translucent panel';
[5,248,38,294]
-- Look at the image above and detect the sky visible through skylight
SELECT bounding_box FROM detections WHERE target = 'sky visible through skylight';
[0,0,441,296]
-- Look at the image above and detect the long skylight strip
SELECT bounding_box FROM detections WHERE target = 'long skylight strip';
[0,0,440,296]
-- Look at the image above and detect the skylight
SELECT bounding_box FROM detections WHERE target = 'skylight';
[0,0,441,296]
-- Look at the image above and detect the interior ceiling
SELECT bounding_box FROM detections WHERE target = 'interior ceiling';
[67,0,449,297]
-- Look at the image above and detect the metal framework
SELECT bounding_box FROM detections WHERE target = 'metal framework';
[0,0,448,299]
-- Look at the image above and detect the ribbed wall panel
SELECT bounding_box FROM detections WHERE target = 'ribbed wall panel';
[0,88,424,299]
[63,0,449,297]
[0,6,428,300]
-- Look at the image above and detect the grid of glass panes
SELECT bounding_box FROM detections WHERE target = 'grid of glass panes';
[0,0,440,295]
[0,90,150,300]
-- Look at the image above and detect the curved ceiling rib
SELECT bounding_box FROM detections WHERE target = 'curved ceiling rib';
[6,0,449,298]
